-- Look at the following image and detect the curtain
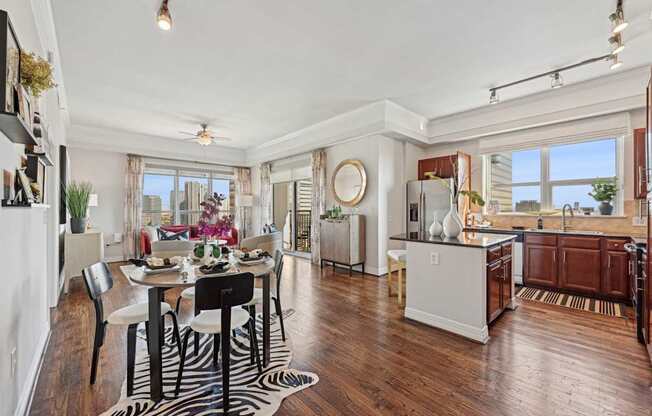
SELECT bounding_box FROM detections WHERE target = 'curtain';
[310,149,327,264]
[123,154,144,259]
[234,167,252,241]
[259,162,273,233]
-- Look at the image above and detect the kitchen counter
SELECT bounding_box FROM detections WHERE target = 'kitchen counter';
[390,231,517,248]
[392,231,516,344]
[465,226,641,240]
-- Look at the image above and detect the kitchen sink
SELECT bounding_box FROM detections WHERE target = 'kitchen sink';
[525,228,604,235]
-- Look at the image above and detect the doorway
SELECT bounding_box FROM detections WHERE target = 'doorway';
[273,179,312,254]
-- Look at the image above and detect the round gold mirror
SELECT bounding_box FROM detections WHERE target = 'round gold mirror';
[331,159,367,207]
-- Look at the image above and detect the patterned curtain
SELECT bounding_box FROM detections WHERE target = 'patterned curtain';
[310,149,327,264]
[259,162,273,233]
[123,154,144,259]
[234,167,252,242]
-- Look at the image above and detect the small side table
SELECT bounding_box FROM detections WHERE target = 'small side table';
[64,230,104,293]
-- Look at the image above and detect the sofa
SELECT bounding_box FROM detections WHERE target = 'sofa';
[140,224,238,256]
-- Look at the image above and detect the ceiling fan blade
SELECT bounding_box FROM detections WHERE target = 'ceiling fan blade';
[209,136,232,142]
[181,137,199,141]
[179,131,198,136]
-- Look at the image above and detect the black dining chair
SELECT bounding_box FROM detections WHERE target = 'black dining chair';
[82,262,182,396]
[175,272,261,414]
[243,249,286,341]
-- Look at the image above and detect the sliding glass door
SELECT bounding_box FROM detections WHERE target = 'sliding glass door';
[273,179,312,253]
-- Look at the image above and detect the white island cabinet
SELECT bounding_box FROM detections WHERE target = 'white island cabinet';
[390,231,517,344]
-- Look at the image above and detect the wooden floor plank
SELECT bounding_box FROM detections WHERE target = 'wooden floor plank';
[30,257,652,416]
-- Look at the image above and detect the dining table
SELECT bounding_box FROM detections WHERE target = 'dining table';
[122,255,275,402]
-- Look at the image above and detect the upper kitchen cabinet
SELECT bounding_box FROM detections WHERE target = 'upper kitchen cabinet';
[418,154,457,180]
[634,128,646,199]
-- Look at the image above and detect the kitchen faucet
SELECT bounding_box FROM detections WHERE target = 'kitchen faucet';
[561,203,574,231]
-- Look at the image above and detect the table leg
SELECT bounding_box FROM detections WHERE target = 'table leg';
[148,287,163,402]
[263,272,271,367]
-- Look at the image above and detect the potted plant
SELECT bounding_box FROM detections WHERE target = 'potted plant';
[588,179,617,215]
[20,51,56,97]
[65,181,93,233]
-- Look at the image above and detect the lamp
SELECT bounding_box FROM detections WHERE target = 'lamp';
[609,33,625,55]
[157,0,172,31]
[609,1,628,34]
[610,54,623,70]
[238,194,254,239]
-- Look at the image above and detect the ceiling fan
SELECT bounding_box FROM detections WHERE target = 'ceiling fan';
[179,123,232,146]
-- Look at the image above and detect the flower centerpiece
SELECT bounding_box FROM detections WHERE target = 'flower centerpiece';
[195,192,233,261]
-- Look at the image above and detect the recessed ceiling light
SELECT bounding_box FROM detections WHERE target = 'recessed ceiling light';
[489,89,499,105]
[609,2,628,34]
[550,72,563,89]
[157,0,172,31]
[610,54,623,70]
[609,33,625,55]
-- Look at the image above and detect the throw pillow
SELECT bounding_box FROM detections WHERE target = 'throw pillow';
[157,228,189,241]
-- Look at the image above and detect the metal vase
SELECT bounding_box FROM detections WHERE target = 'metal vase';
[70,217,87,234]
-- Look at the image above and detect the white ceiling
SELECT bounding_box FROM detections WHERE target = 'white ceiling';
[52,0,652,150]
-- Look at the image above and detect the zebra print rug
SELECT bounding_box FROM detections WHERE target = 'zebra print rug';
[101,309,318,415]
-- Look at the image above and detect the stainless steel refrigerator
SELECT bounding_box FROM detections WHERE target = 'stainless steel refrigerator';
[406,179,453,237]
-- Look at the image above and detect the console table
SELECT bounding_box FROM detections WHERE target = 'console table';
[64,230,104,293]
[319,214,365,275]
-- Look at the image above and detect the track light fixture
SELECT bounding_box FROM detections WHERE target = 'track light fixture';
[609,33,625,55]
[489,89,499,105]
[610,54,623,70]
[157,0,172,31]
[609,0,628,34]
[550,72,563,89]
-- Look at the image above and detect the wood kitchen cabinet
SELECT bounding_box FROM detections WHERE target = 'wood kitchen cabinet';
[524,233,631,301]
[418,155,457,180]
[487,242,513,324]
[634,128,647,199]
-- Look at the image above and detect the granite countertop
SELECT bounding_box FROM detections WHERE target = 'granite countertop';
[465,226,644,240]
[390,231,517,249]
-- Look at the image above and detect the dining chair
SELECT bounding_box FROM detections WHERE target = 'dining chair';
[243,249,286,341]
[175,272,261,414]
[82,262,182,396]
[387,249,407,306]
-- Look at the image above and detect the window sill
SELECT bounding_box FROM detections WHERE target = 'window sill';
[485,213,627,219]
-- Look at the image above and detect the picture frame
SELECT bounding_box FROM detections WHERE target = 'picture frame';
[3,168,13,200]
[16,168,34,202]
[17,84,31,126]
[1,10,21,113]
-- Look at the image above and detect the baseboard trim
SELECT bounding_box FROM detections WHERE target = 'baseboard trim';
[14,327,51,416]
[404,307,489,344]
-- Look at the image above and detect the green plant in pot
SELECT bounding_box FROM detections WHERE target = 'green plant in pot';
[588,179,617,216]
[65,181,93,233]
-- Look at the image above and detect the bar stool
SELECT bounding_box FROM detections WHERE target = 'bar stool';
[387,250,407,306]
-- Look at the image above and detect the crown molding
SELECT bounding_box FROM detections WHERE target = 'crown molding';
[67,124,247,166]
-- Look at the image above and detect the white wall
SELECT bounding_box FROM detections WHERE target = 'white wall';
[0,2,69,415]
[68,147,126,261]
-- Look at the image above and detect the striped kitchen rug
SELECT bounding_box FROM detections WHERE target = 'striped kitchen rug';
[515,286,626,318]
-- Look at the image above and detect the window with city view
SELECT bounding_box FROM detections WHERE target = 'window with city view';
[142,166,234,226]
[485,138,619,215]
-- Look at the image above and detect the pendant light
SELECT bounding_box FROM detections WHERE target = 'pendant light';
[609,33,625,55]
[489,89,499,105]
[157,0,172,31]
[550,72,563,89]
[609,1,628,34]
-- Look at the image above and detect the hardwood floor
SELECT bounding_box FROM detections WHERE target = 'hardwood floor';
[30,256,652,416]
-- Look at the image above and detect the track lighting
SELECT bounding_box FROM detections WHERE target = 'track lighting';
[610,54,623,70]
[609,1,628,34]
[489,89,499,105]
[157,0,172,31]
[550,72,563,89]
[609,33,625,55]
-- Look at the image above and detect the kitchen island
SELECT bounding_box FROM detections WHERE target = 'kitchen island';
[390,231,517,343]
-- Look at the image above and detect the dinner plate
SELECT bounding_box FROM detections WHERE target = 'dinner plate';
[143,265,179,275]
[237,257,267,266]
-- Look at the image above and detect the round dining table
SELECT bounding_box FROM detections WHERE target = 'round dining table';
[123,255,275,402]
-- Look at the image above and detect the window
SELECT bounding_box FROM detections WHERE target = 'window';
[485,138,620,215]
[142,165,234,226]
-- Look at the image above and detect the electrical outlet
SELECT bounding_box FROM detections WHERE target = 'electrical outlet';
[10,348,16,378]
[430,252,440,265]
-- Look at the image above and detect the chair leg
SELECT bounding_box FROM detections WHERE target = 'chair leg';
[126,323,138,397]
[194,333,199,357]
[274,297,286,342]
[90,321,105,385]
[221,320,231,415]
[175,329,193,397]
[248,319,262,374]
[166,311,182,352]
[213,334,220,369]
[175,296,182,315]
[144,322,151,355]
[398,265,404,306]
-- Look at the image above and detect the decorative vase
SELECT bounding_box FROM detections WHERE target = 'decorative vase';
[428,211,443,236]
[598,201,613,216]
[70,217,87,234]
[442,203,463,238]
